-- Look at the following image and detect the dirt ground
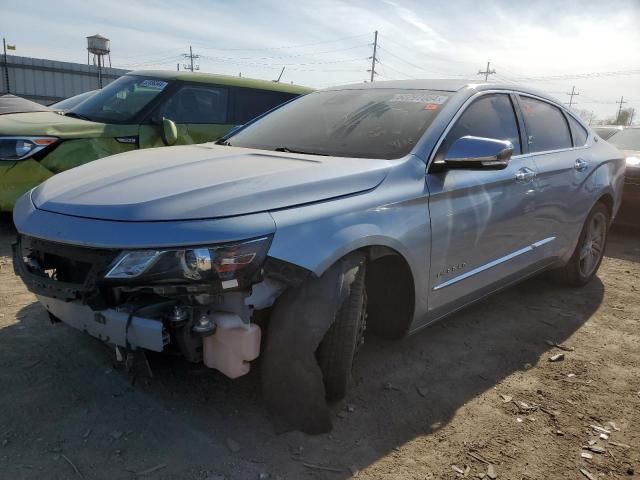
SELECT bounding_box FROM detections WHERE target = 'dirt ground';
[0,215,638,480]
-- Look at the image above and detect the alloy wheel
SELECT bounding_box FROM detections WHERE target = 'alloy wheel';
[579,211,607,278]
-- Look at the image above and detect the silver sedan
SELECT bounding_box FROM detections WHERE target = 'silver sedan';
[13,80,625,433]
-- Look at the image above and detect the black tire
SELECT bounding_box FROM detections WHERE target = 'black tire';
[552,202,610,286]
[316,262,367,402]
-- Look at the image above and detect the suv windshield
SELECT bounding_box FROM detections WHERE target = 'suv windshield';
[69,75,170,123]
[607,128,640,151]
[225,88,452,159]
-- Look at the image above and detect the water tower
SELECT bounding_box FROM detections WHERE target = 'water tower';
[86,34,111,88]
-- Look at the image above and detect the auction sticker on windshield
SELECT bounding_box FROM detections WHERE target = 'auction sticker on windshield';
[390,93,449,104]
[140,79,168,90]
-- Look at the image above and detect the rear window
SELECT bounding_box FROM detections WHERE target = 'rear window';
[226,89,453,159]
[519,96,572,152]
[233,89,298,124]
[567,115,589,147]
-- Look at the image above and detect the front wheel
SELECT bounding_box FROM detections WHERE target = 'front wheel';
[316,262,367,402]
[553,202,609,286]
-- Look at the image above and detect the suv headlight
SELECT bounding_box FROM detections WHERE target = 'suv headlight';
[0,136,58,161]
[104,237,272,287]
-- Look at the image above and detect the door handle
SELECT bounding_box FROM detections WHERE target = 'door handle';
[575,158,589,172]
[515,167,536,183]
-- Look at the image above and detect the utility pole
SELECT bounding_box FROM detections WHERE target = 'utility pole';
[177,63,180,71]
[478,61,496,81]
[367,30,378,82]
[3,38,11,94]
[565,85,579,108]
[629,108,635,126]
[615,95,627,124]
[182,46,200,72]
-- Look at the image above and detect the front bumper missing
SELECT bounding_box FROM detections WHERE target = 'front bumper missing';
[13,237,165,351]
[36,295,166,351]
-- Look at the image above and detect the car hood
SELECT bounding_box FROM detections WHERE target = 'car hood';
[32,144,392,221]
[0,111,109,138]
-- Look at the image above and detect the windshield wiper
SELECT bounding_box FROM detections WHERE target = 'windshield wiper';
[64,111,91,121]
[274,147,328,156]
[216,139,232,146]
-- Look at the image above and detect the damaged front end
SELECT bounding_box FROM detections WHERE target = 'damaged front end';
[13,234,307,378]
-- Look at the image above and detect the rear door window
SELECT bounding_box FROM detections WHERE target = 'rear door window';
[519,96,572,152]
[567,115,589,147]
[232,88,298,124]
[161,85,229,124]
[441,94,522,156]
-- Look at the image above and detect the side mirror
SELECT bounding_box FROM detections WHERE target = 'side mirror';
[444,136,513,169]
[161,117,178,146]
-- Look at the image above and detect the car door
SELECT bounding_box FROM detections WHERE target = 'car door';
[517,95,590,258]
[139,84,233,148]
[425,93,542,321]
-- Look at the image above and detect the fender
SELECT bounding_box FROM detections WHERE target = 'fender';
[268,156,433,325]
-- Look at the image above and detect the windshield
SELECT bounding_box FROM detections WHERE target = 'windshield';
[607,128,640,151]
[225,88,452,159]
[69,76,170,123]
[51,90,97,111]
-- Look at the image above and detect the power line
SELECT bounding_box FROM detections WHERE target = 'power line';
[378,61,414,79]
[376,45,464,77]
[200,54,367,67]
[190,33,371,52]
[507,68,640,82]
[378,34,477,68]
[197,43,370,62]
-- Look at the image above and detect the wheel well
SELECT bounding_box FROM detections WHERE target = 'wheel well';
[596,193,614,222]
[362,246,415,339]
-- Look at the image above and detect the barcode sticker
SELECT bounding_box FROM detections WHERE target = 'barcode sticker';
[140,80,168,90]
[390,93,449,104]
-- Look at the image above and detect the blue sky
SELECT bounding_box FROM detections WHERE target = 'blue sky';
[1,0,639,120]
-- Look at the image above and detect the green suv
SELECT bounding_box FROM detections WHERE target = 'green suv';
[0,70,312,211]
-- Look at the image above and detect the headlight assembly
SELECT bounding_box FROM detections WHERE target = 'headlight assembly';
[104,237,272,287]
[0,136,58,161]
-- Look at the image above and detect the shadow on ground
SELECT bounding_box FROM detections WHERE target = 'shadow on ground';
[607,225,639,263]
[0,216,623,480]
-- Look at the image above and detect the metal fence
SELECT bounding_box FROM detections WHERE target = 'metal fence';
[0,55,129,105]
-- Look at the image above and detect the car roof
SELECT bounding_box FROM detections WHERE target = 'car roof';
[324,79,475,92]
[126,70,314,95]
[321,79,565,108]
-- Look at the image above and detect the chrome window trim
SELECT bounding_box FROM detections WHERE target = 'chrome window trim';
[427,89,591,169]
[432,237,556,291]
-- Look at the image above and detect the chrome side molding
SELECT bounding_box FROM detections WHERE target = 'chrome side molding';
[433,237,556,290]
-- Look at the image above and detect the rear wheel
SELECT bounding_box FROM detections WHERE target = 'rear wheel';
[553,202,609,286]
[316,262,367,402]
